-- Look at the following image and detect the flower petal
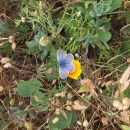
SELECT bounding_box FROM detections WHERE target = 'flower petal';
[68,60,82,79]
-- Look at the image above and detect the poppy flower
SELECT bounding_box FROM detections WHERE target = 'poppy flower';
[68,60,82,80]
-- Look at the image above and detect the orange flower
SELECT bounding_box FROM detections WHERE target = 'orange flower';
[68,60,82,80]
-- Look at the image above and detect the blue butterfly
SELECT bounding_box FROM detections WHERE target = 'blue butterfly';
[57,49,75,79]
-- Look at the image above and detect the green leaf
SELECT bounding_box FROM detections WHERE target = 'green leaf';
[30,96,40,106]
[78,86,87,93]
[17,81,37,97]
[109,0,123,12]
[17,79,42,97]
[120,26,130,35]
[30,78,42,88]
[77,6,86,13]
[49,111,72,130]
[26,31,46,54]
[40,47,49,60]
[0,120,12,130]
[40,105,49,111]
[120,38,130,53]
[97,17,111,31]
[26,40,38,48]
[124,88,130,98]
[0,19,6,31]
[97,30,111,43]
[89,11,96,17]
[13,110,24,116]
[30,90,45,106]
[85,2,90,9]
[70,112,78,126]
[121,125,130,130]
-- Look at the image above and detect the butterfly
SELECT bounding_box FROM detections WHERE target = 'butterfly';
[57,49,75,79]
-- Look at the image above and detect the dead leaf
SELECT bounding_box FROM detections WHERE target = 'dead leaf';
[0,67,2,73]
[127,58,130,63]
[66,106,72,111]
[8,36,15,44]
[83,120,89,127]
[1,57,10,64]
[60,110,67,119]
[101,117,108,126]
[55,108,60,115]
[72,104,87,110]
[115,90,120,99]
[101,80,113,87]
[81,79,96,94]
[52,117,59,124]
[120,79,130,92]
[3,63,12,68]
[46,68,52,74]
[74,100,80,105]
[122,97,130,110]
[120,65,130,84]
[0,86,3,92]
[24,123,33,130]
[120,111,129,121]
[11,42,16,50]
[77,120,82,126]
[113,100,123,110]
[34,96,39,102]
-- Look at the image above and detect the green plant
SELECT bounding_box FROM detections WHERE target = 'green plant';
[17,78,50,111]
[57,0,123,54]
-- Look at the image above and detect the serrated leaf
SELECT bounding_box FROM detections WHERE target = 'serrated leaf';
[26,31,46,54]
[26,40,37,48]
[40,48,49,60]
[34,31,45,42]
[78,86,87,93]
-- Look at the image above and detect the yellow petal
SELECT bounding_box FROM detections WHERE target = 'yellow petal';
[68,60,82,79]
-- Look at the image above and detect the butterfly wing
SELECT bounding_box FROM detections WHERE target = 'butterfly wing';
[57,49,75,79]
[59,66,69,79]
[63,54,75,72]
[57,49,67,63]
